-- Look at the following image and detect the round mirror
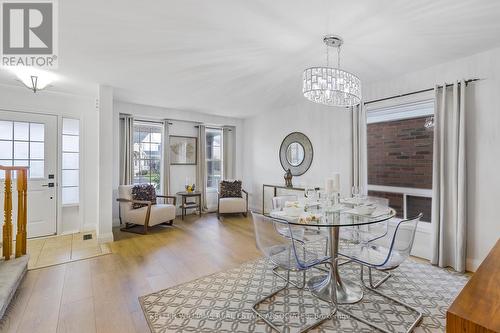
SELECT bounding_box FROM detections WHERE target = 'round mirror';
[286,142,305,166]
[279,132,313,176]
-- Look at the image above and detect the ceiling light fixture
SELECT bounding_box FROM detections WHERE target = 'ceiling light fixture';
[6,66,57,93]
[303,35,361,107]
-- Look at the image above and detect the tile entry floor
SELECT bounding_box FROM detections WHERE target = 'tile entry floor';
[25,232,111,269]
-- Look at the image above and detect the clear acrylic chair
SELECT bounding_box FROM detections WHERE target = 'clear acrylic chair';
[251,212,337,333]
[347,196,390,244]
[271,195,329,282]
[339,213,424,333]
[271,194,301,242]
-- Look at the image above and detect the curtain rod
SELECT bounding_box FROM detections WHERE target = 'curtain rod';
[364,78,480,106]
[119,115,173,125]
[194,124,232,131]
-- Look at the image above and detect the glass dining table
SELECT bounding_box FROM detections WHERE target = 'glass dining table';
[269,202,396,304]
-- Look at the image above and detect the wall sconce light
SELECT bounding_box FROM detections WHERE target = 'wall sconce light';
[424,116,434,130]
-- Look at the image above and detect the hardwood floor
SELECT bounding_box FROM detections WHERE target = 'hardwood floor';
[0,213,260,333]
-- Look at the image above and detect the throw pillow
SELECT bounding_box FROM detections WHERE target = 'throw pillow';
[220,180,242,198]
[131,184,157,209]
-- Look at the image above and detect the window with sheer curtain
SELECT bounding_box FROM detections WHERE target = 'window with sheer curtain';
[132,121,163,191]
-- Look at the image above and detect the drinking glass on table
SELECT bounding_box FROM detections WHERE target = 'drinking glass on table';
[305,186,317,201]
[351,186,359,198]
[351,186,366,205]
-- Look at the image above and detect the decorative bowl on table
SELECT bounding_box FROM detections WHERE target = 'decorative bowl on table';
[298,212,322,224]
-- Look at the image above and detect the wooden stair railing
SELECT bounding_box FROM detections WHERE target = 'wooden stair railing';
[1,166,28,260]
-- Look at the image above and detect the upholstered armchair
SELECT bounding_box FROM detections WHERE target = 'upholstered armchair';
[117,184,177,234]
[217,180,248,219]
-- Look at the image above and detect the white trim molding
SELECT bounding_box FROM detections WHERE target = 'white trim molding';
[368,184,432,222]
[367,184,432,197]
[367,99,434,124]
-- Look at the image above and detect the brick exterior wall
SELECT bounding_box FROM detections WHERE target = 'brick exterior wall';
[368,191,404,218]
[367,117,433,189]
[367,116,433,222]
[407,196,432,222]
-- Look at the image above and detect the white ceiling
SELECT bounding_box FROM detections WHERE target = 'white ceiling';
[1,0,500,118]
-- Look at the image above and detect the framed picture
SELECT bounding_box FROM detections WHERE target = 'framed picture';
[169,135,197,165]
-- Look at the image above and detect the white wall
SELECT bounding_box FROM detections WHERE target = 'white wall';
[113,101,244,223]
[98,86,114,242]
[242,99,353,213]
[0,83,99,235]
[364,47,500,271]
[168,120,198,214]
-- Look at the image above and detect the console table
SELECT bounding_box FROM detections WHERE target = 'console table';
[447,239,500,332]
[262,184,319,214]
[176,191,202,220]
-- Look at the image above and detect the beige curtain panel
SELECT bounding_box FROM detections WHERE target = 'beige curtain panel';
[352,103,368,194]
[196,125,208,211]
[431,80,467,273]
[223,127,234,180]
[119,114,134,185]
[162,120,171,195]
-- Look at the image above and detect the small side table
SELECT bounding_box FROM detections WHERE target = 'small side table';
[176,191,202,220]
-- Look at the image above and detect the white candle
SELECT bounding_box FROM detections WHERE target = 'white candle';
[332,173,340,192]
[325,178,334,194]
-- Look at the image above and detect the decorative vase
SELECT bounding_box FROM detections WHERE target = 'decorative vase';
[284,169,293,188]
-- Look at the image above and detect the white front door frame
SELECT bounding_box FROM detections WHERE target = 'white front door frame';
[0,109,58,238]
[0,108,85,237]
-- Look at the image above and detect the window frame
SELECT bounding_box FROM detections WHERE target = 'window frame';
[132,120,164,193]
[205,127,223,191]
[61,117,80,206]
[0,120,46,180]
[366,99,434,223]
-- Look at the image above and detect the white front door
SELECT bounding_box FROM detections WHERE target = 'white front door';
[0,110,58,238]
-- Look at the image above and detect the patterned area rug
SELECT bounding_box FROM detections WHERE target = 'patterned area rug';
[139,258,468,332]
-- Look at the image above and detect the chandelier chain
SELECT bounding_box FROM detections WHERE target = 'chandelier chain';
[326,44,329,67]
[325,43,342,68]
[337,45,341,68]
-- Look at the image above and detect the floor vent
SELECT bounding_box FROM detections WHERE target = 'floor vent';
[83,234,92,240]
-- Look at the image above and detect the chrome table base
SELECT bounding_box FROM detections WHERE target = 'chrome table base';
[308,226,363,304]
[307,273,363,304]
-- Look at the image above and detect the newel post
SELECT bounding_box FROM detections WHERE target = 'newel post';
[3,170,13,260]
[16,169,28,257]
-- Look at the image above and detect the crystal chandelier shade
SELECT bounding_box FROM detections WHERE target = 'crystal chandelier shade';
[302,35,362,107]
[303,67,361,107]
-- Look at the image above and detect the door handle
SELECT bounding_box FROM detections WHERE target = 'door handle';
[42,183,55,188]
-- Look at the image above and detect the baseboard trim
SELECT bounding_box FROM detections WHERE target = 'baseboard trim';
[97,232,114,244]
